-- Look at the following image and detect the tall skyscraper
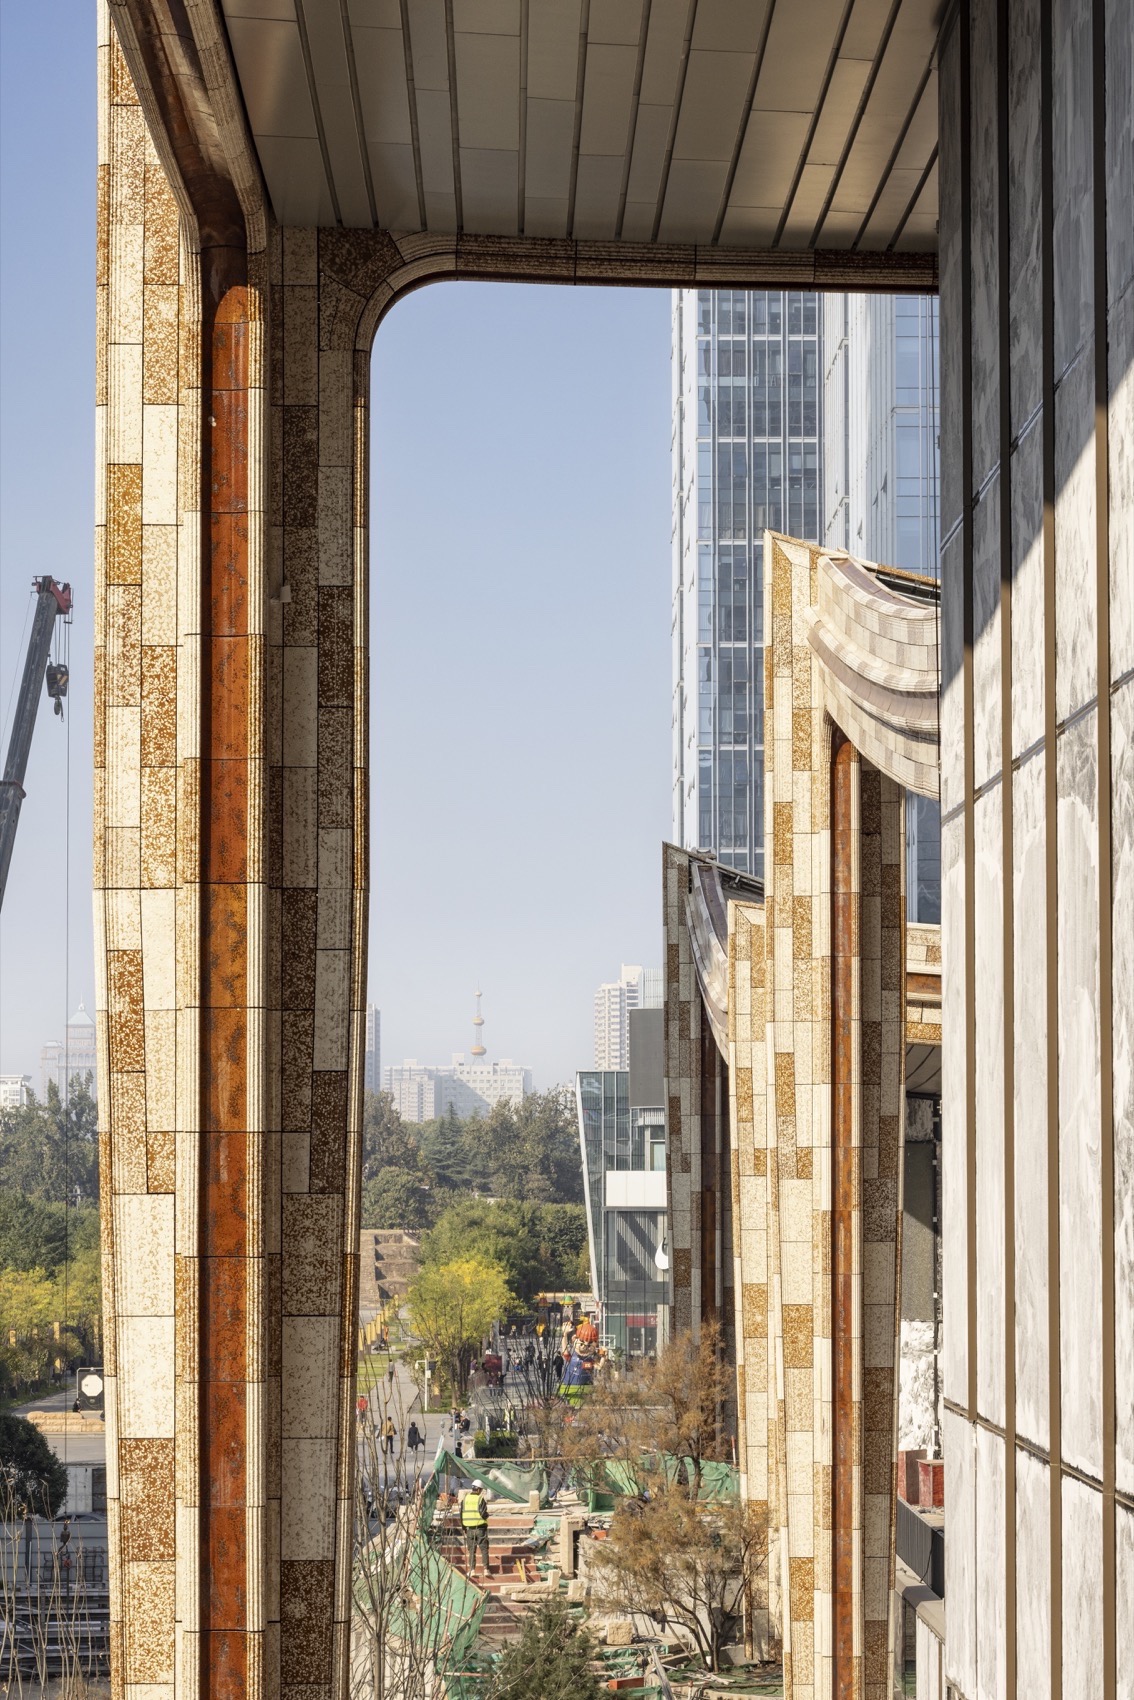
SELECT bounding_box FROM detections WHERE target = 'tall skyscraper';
[672,290,823,877]
[672,287,940,913]
[593,964,662,1071]
[364,1005,380,1093]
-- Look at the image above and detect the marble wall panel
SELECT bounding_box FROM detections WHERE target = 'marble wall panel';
[1014,1449,1052,1700]
[942,1406,975,1699]
[1056,710,1102,1477]
[1117,1504,1134,1697]
[1053,348,1098,722]
[1109,300,1134,680]
[1007,0,1042,430]
[939,533,965,818]
[1061,1476,1104,1700]
[974,1425,1005,1700]
[937,14,963,541]
[1113,678,1134,1494]
[939,812,968,1400]
[1009,420,1045,759]
[1051,0,1095,379]
[969,0,1000,490]
[973,788,1004,1428]
[1011,754,1050,1449]
[971,481,1002,792]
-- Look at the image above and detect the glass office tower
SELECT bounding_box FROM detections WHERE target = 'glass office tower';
[672,290,823,878]
[673,289,941,917]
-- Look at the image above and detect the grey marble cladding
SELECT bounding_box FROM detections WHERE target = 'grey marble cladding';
[1052,0,1096,380]
[1054,344,1098,722]
[975,1425,1006,1700]
[1012,754,1051,1451]
[1056,710,1103,1479]
[937,13,964,542]
[969,0,1001,492]
[1008,0,1043,432]
[940,811,969,1401]
[1104,0,1134,308]
[974,786,1006,1430]
[943,1406,976,1699]
[1109,287,1134,680]
[1009,418,1046,759]
[940,530,966,817]
[972,476,1002,791]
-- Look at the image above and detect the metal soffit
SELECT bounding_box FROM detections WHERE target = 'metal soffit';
[218,0,942,247]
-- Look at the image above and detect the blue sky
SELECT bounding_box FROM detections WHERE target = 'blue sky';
[0,9,673,1090]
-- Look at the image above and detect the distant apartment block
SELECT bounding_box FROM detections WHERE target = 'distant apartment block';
[364,1004,381,1093]
[593,963,662,1071]
[383,1055,532,1124]
[0,1074,32,1110]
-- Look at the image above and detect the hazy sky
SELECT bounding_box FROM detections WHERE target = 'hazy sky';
[0,9,673,1091]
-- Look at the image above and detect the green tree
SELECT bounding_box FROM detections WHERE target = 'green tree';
[476,1089,585,1204]
[0,1412,69,1517]
[406,1256,512,1397]
[422,1199,589,1301]
[485,1597,604,1700]
[0,1195,100,1275]
[0,1078,99,1204]
[360,1166,438,1231]
[361,1091,423,1181]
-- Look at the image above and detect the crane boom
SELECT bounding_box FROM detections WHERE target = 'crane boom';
[0,576,72,910]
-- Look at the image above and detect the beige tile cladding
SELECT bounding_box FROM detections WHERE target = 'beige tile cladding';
[694,536,924,1697]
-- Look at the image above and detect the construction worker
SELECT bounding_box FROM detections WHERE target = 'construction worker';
[460,1479,489,1574]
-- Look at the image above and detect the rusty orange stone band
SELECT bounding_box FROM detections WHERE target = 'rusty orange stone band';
[201,286,252,1699]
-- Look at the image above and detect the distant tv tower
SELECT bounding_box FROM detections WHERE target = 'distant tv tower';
[470,988,487,1057]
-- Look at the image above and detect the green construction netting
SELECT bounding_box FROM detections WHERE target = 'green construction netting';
[592,1454,739,1502]
[431,1447,550,1507]
[353,1531,486,1672]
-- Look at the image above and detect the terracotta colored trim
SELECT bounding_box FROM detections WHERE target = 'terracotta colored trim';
[830,730,857,1696]
[201,280,252,1700]
[905,970,942,998]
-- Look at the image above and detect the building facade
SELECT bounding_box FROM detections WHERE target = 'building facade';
[88,4,1129,1693]
[0,1074,32,1110]
[40,1000,98,1099]
[577,1009,668,1359]
[382,1055,531,1124]
[672,289,823,876]
[363,1005,380,1093]
[593,963,662,1070]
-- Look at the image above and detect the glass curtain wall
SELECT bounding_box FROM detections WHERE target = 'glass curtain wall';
[673,289,822,877]
[576,1070,668,1358]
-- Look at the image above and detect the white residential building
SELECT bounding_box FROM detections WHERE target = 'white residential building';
[594,964,662,1071]
[383,1055,531,1125]
[0,1074,32,1110]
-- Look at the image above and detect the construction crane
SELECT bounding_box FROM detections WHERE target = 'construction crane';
[0,575,72,910]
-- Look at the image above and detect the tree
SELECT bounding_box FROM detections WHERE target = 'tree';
[484,1596,605,1700]
[361,1092,423,1181]
[0,1412,69,1517]
[422,1199,589,1301]
[361,1167,438,1231]
[535,1323,735,1502]
[406,1257,512,1397]
[475,1089,585,1205]
[0,1077,99,1205]
[587,1486,765,1673]
[0,1195,100,1275]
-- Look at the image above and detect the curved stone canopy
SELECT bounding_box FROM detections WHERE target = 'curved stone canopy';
[213,0,941,251]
